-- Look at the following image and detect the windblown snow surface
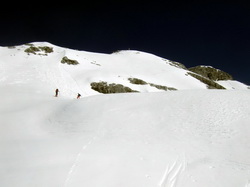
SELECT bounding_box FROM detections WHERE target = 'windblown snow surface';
[1,42,250,187]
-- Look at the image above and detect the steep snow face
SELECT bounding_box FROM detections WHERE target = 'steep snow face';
[0,42,210,98]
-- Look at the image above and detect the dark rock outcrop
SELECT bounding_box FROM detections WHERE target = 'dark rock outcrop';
[91,82,138,94]
[188,66,233,81]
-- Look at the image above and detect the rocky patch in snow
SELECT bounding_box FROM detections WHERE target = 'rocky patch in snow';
[189,65,233,81]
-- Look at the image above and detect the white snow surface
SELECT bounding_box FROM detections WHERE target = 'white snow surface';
[1,42,250,187]
[217,80,250,90]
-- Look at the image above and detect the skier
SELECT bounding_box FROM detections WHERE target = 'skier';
[77,93,81,99]
[55,89,59,97]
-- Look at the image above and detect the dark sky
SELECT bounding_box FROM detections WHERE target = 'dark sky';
[1,1,250,84]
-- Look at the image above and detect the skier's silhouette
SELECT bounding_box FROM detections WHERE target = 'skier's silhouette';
[55,89,59,97]
[77,93,81,99]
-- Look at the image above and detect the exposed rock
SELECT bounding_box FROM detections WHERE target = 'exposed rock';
[61,56,79,65]
[168,60,187,69]
[149,83,177,91]
[128,78,147,85]
[188,72,226,89]
[128,78,177,91]
[91,82,138,94]
[24,46,53,55]
[188,66,233,81]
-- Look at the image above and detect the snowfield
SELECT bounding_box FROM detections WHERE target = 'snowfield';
[0,42,250,187]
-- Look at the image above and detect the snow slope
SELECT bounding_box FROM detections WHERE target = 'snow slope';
[1,89,250,187]
[217,80,250,90]
[0,42,210,98]
[1,42,248,96]
[1,42,250,187]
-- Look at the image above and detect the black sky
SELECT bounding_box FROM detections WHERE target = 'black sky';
[1,1,250,84]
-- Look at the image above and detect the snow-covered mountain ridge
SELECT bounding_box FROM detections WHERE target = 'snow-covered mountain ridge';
[1,42,250,187]
[0,42,248,98]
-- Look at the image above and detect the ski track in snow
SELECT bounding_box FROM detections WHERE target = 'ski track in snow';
[159,155,186,187]
[63,119,105,187]
[64,135,98,187]
[33,50,82,98]
[246,180,250,187]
